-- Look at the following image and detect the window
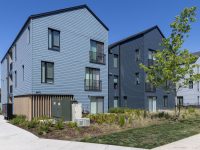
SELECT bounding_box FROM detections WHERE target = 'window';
[22,65,24,81]
[85,67,101,91]
[135,72,140,85]
[90,97,104,114]
[41,61,54,84]
[15,71,17,88]
[135,49,140,61]
[113,75,118,89]
[113,54,118,68]
[189,80,193,89]
[48,28,60,50]
[163,96,168,107]
[177,96,183,106]
[10,85,13,94]
[124,96,127,107]
[14,45,17,61]
[27,26,30,44]
[114,96,118,108]
[90,40,105,64]
[148,49,156,60]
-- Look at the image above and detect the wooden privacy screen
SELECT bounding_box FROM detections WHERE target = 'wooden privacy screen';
[14,95,73,120]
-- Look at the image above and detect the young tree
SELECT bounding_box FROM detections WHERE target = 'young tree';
[140,7,200,116]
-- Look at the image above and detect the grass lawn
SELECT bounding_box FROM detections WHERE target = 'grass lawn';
[82,117,200,149]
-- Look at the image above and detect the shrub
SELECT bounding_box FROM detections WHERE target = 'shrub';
[55,119,65,130]
[86,113,116,124]
[66,122,77,128]
[118,115,125,127]
[10,115,26,125]
[188,107,195,114]
[37,122,51,135]
[27,119,39,129]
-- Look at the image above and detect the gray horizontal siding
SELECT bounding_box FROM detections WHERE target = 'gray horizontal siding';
[32,8,108,112]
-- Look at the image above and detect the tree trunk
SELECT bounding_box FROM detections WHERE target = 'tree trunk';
[174,90,178,117]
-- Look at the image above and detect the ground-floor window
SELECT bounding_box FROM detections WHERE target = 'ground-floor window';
[90,96,104,114]
[148,96,157,112]
[177,96,183,106]
[114,96,118,108]
[163,96,168,107]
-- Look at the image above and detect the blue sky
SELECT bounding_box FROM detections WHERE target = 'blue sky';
[0,0,200,85]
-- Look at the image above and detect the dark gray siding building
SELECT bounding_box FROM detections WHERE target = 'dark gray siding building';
[108,26,175,112]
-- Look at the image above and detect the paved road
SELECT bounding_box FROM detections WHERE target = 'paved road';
[0,115,145,150]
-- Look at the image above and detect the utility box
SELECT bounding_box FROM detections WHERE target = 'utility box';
[2,103,13,120]
[51,97,72,121]
[72,103,82,122]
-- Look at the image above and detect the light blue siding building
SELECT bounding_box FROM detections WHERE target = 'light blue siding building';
[1,5,109,120]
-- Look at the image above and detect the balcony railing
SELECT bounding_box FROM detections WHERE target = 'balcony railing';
[145,82,156,92]
[89,51,106,65]
[148,59,154,67]
[84,79,102,91]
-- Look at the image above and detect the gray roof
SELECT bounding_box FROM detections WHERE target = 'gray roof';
[1,4,109,63]
[109,25,165,49]
[192,51,200,57]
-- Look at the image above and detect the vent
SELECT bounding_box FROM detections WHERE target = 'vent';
[75,118,90,127]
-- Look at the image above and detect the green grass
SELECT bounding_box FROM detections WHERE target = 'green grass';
[82,117,200,149]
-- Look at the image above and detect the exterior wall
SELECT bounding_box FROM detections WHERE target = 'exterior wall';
[1,59,8,105]
[14,96,32,120]
[31,8,108,112]
[108,28,175,110]
[177,58,200,105]
[13,21,32,96]
[143,29,175,110]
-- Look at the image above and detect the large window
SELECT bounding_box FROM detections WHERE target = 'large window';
[135,49,140,61]
[48,28,60,51]
[113,54,118,68]
[113,75,118,89]
[85,67,101,91]
[41,61,54,84]
[90,97,104,114]
[90,40,105,64]
[148,50,156,60]
[189,80,193,89]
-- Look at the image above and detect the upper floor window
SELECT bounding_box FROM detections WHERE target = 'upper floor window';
[114,75,118,89]
[85,67,101,91]
[15,71,17,88]
[148,49,156,60]
[41,61,54,84]
[135,72,140,85]
[27,26,30,44]
[189,80,193,89]
[22,65,24,81]
[135,49,140,61]
[90,40,105,64]
[48,28,60,51]
[14,45,17,61]
[113,54,118,68]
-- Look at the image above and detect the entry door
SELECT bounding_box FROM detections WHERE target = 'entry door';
[149,97,157,112]
[90,97,104,114]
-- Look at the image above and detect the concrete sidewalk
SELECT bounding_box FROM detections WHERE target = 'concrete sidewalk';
[0,115,144,150]
[152,134,200,150]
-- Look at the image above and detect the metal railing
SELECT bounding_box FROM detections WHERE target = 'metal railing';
[89,51,106,65]
[145,82,156,92]
[84,79,102,91]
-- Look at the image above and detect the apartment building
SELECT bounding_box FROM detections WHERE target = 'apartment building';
[1,5,108,120]
[108,26,175,112]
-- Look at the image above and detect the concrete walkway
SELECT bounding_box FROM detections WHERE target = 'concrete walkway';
[0,115,144,150]
[152,134,200,150]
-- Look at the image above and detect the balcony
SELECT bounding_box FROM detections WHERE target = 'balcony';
[89,51,106,65]
[145,82,156,92]
[148,59,154,67]
[84,79,102,91]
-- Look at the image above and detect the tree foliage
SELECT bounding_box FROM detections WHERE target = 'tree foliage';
[140,7,200,93]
